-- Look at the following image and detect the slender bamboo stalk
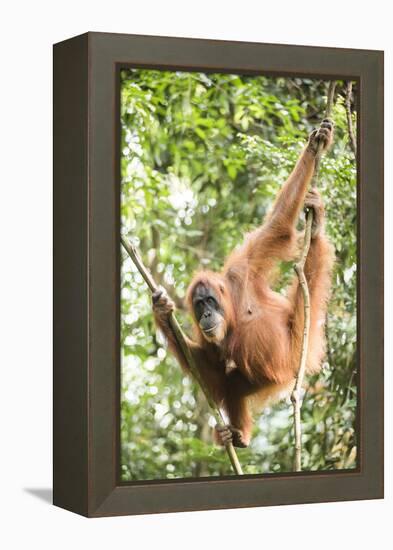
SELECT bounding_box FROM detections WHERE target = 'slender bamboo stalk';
[291,81,336,472]
[121,236,243,475]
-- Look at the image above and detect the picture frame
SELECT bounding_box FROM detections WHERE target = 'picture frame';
[53,32,384,517]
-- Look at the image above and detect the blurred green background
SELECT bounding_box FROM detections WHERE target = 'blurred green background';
[120,69,357,481]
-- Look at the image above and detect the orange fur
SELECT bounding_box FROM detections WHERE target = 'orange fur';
[153,133,335,447]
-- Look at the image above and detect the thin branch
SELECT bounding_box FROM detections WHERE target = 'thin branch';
[310,81,337,188]
[345,81,357,155]
[120,235,243,475]
[149,223,161,283]
[291,81,336,472]
[291,229,312,471]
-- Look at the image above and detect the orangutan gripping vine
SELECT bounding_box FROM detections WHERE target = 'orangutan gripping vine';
[152,120,335,448]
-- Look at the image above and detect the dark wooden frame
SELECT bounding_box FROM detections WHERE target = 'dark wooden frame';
[53,32,384,517]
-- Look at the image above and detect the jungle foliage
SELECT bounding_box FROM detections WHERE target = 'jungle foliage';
[120,69,357,481]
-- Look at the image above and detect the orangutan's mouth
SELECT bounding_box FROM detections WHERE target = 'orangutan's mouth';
[202,324,218,334]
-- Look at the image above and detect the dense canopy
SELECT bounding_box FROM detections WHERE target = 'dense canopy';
[120,69,357,481]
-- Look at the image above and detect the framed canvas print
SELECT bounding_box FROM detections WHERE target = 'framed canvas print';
[53,32,383,517]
